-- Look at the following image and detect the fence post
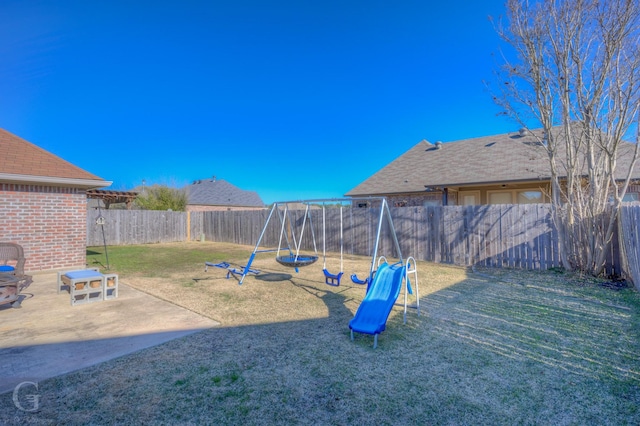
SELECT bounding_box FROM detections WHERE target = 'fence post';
[187,211,191,241]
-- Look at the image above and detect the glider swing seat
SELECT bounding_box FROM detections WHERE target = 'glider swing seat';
[205,261,260,279]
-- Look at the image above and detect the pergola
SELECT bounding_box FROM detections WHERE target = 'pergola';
[86,189,139,209]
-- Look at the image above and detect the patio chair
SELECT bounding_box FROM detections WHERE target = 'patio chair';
[0,242,33,308]
[0,242,26,275]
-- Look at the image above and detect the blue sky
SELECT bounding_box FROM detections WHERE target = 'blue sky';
[0,0,515,204]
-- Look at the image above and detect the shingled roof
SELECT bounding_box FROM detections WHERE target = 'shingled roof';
[0,128,110,188]
[346,128,640,196]
[186,179,264,208]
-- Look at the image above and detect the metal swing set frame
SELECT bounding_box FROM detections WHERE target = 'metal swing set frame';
[238,197,403,285]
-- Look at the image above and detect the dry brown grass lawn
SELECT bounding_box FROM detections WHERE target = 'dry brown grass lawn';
[124,244,456,327]
[2,242,640,425]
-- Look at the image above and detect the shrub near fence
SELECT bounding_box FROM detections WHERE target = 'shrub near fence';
[87,204,625,277]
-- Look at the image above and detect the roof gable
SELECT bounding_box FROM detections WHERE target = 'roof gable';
[0,128,106,182]
[186,179,264,207]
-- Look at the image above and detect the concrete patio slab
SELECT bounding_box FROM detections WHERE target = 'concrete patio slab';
[0,272,218,394]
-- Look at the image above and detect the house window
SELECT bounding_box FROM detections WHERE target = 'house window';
[423,200,440,207]
[608,193,639,203]
[488,191,513,205]
[517,190,544,204]
[488,189,544,205]
[459,191,480,206]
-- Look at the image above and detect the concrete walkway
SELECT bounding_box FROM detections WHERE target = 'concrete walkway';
[0,272,218,394]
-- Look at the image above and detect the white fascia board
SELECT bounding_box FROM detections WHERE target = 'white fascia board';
[0,173,112,189]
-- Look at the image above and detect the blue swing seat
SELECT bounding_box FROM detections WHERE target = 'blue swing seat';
[350,273,369,285]
[323,269,343,286]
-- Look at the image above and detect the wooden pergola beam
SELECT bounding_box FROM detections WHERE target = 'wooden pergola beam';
[87,189,139,209]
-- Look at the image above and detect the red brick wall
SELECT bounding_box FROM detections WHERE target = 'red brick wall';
[0,184,87,272]
[387,193,445,207]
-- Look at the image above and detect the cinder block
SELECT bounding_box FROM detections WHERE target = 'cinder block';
[103,274,119,300]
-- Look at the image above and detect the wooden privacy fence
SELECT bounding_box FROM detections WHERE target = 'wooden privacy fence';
[87,204,625,276]
[619,205,640,289]
[190,204,566,270]
[397,204,562,270]
[87,209,187,246]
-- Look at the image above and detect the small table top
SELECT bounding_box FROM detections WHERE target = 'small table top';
[63,270,104,280]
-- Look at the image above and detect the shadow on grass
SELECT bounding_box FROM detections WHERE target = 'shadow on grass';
[416,273,640,382]
[290,280,355,322]
[255,273,293,282]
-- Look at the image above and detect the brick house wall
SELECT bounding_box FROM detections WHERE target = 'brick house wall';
[386,193,445,207]
[0,183,87,272]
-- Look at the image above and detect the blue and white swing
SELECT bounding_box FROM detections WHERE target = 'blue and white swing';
[321,204,344,286]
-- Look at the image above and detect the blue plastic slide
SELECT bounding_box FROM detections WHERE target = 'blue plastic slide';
[349,262,405,348]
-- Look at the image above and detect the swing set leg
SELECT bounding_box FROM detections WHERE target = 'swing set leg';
[239,253,256,285]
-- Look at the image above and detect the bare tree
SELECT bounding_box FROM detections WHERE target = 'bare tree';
[491,0,640,275]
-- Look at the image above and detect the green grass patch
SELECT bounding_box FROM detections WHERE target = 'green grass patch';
[86,242,246,278]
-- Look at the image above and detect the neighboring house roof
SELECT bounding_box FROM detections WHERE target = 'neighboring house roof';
[186,179,264,207]
[346,128,640,196]
[0,128,111,188]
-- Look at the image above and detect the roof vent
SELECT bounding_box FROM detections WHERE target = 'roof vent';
[435,141,443,149]
[518,128,530,137]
